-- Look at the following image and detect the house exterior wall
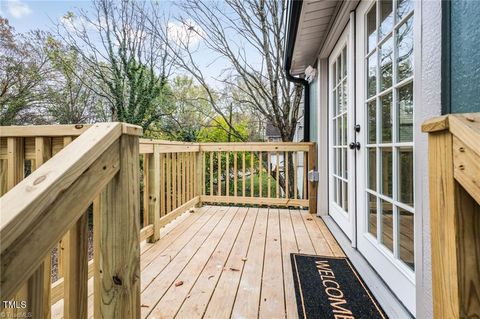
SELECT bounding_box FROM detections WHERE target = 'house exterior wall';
[447,0,480,114]
[309,76,319,142]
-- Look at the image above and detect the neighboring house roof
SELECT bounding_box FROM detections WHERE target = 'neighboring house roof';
[265,122,282,138]
[285,0,340,75]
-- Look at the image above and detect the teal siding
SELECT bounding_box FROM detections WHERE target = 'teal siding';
[447,0,480,113]
[309,77,318,141]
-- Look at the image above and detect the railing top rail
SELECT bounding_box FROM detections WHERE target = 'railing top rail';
[422,113,480,155]
[0,123,142,137]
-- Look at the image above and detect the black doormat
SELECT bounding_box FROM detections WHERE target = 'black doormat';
[291,253,388,319]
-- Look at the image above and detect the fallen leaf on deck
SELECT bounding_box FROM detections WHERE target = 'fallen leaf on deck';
[141,304,149,308]
[208,275,215,279]
[306,217,313,221]
[175,280,184,286]
[229,267,240,271]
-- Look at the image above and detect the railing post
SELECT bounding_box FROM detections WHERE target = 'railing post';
[147,145,161,242]
[308,143,317,215]
[423,115,480,318]
[95,133,141,318]
[195,150,203,207]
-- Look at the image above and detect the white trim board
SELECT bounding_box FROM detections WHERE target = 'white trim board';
[322,215,413,319]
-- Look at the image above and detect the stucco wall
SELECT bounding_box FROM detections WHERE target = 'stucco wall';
[450,0,480,113]
[415,1,443,318]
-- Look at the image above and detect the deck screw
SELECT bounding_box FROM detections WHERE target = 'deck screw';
[75,124,84,129]
[459,147,465,152]
[459,164,465,170]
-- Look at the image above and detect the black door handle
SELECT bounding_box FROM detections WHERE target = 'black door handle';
[349,142,360,150]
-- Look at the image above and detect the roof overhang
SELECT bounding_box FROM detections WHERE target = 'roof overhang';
[285,0,341,76]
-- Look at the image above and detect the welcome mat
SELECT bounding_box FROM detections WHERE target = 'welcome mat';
[291,253,387,319]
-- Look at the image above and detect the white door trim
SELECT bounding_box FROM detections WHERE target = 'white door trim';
[355,0,416,314]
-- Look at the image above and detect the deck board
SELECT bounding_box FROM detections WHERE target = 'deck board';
[52,206,344,319]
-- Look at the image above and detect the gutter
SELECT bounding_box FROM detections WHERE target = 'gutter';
[284,0,310,142]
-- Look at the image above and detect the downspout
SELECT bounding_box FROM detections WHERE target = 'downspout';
[284,0,310,142]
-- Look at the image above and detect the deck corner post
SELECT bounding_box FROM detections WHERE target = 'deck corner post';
[308,143,317,215]
[195,150,203,208]
[95,133,141,319]
[425,126,461,318]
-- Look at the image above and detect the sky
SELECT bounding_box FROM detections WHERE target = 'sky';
[0,0,260,87]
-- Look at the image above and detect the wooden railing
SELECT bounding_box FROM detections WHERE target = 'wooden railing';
[199,142,316,212]
[0,124,317,318]
[422,113,480,319]
[0,123,143,318]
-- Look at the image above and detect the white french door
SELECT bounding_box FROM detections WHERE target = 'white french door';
[355,0,416,314]
[328,22,355,241]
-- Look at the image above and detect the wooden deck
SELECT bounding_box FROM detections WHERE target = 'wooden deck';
[52,205,344,318]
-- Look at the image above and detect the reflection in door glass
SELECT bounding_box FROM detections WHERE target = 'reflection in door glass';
[398,82,413,142]
[398,147,414,207]
[399,208,415,270]
[368,193,377,238]
[381,199,394,252]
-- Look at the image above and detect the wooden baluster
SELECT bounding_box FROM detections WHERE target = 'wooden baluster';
[147,145,161,242]
[267,152,271,199]
[285,152,289,199]
[202,151,206,196]
[210,152,214,196]
[95,134,140,318]
[177,153,182,207]
[196,151,203,207]
[294,152,298,199]
[187,153,191,200]
[166,153,171,214]
[27,137,52,319]
[217,151,221,196]
[182,152,186,205]
[143,154,150,227]
[64,213,88,318]
[172,153,177,210]
[259,152,263,198]
[242,152,246,197]
[250,151,254,197]
[226,152,230,197]
[58,136,73,280]
[276,151,280,198]
[160,153,165,217]
[234,152,238,197]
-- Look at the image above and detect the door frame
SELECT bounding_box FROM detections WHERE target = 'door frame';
[354,0,416,314]
[327,20,357,243]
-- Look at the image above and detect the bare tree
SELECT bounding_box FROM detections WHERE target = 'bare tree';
[148,0,303,142]
[56,0,175,131]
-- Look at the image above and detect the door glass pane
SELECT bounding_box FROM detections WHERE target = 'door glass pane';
[337,87,342,114]
[342,114,348,145]
[367,3,377,52]
[332,62,337,86]
[342,80,348,113]
[342,46,347,77]
[399,208,414,270]
[367,100,376,143]
[381,199,394,252]
[397,18,414,81]
[367,147,377,191]
[368,193,377,238]
[368,52,377,98]
[379,0,393,40]
[380,36,393,91]
[337,177,343,206]
[397,0,413,20]
[343,181,348,211]
[381,147,393,197]
[381,92,392,143]
[398,82,413,142]
[344,147,348,179]
[398,147,414,207]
